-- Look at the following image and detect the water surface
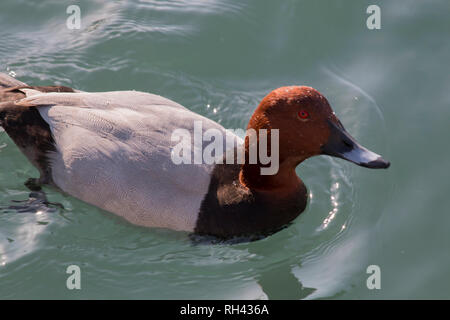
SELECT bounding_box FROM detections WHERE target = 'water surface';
[0,0,449,299]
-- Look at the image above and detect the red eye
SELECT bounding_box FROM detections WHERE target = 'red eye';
[298,110,309,119]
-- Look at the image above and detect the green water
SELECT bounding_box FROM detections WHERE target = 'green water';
[0,0,449,299]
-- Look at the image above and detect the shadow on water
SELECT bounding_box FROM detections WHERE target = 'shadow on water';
[188,231,318,299]
[255,263,316,299]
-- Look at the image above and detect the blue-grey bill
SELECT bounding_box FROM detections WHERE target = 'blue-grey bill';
[321,119,390,169]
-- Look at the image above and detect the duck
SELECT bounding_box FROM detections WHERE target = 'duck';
[0,73,389,238]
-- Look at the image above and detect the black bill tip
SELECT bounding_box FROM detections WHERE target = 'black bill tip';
[360,157,390,169]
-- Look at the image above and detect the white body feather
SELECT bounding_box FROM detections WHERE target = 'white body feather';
[17,90,240,231]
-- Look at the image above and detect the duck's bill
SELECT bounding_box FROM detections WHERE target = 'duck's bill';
[321,120,390,169]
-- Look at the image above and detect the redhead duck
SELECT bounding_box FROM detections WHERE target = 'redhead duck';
[0,73,389,238]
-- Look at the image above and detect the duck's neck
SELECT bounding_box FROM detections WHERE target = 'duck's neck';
[239,157,305,196]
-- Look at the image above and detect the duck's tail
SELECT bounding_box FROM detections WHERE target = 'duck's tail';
[0,73,28,126]
[0,73,27,89]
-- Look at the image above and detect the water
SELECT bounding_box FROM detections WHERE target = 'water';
[0,0,449,299]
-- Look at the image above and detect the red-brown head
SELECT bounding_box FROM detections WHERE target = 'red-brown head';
[240,86,389,190]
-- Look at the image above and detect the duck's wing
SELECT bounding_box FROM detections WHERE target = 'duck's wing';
[3,88,242,231]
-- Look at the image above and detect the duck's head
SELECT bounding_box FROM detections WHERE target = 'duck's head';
[245,86,390,176]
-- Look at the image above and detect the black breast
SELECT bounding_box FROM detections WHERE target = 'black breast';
[194,161,308,239]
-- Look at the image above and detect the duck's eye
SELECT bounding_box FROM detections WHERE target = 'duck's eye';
[298,110,310,120]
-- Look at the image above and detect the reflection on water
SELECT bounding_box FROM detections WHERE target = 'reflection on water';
[0,191,61,266]
[321,181,340,230]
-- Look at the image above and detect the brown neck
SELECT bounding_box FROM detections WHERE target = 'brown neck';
[239,157,304,196]
[240,105,308,195]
